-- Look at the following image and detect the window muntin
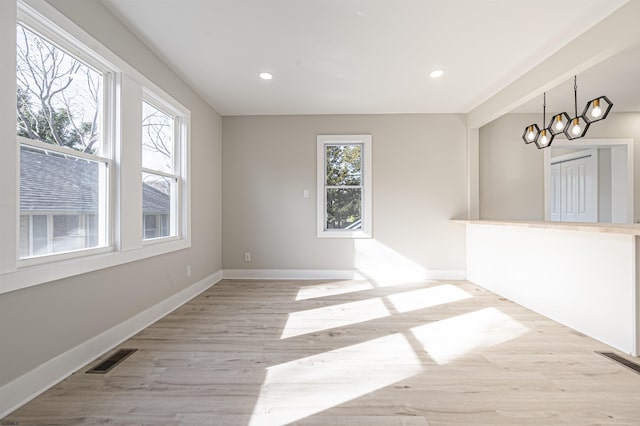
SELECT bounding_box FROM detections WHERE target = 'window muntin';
[16,20,111,260]
[141,99,180,241]
[317,135,372,238]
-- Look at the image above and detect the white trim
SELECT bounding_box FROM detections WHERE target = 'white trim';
[18,137,111,164]
[141,167,178,180]
[143,86,188,118]
[17,245,113,269]
[0,270,223,419]
[635,238,640,357]
[1,238,190,294]
[223,269,466,281]
[549,148,596,165]
[543,138,634,223]
[224,269,364,280]
[316,134,373,239]
[141,86,192,249]
[2,0,193,295]
[424,270,466,280]
[16,10,116,266]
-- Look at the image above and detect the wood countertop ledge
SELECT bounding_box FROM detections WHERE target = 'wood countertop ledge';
[450,219,640,236]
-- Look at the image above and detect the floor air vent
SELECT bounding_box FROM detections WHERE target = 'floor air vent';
[596,351,640,375]
[86,348,138,374]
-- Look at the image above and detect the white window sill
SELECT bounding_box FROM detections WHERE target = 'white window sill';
[317,229,373,239]
[0,238,190,295]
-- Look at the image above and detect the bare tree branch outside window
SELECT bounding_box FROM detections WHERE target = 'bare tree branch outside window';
[141,101,175,239]
[16,24,102,155]
[142,101,173,173]
[16,23,108,258]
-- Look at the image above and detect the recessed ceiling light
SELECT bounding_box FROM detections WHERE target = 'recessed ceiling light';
[259,72,273,80]
[429,69,444,79]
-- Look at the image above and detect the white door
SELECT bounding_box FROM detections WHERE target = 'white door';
[551,150,598,222]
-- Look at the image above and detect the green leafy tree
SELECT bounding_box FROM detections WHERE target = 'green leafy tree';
[325,145,362,229]
[17,87,89,151]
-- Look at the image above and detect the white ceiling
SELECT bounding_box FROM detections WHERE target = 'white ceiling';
[101,0,629,116]
[512,44,640,114]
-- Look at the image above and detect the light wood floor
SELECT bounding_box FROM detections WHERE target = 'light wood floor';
[4,278,640,425]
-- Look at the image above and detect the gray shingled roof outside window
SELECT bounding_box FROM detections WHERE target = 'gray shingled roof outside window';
[142,182,171,215]
[20,147,169,214]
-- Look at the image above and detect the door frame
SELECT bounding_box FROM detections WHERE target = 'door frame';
[544,138,634,223]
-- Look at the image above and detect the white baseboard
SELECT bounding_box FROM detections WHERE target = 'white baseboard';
[424,270,467,280]
[223,269,363,280]
[222,269,466,281]
[0,270,223,419]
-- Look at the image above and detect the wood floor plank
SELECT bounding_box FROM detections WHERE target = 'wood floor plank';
[3,279,640,425]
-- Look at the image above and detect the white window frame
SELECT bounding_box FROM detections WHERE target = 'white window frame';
[0,0,191,295]
[317,134,372,238]
[15,8,116,266]
[141,90,186,243]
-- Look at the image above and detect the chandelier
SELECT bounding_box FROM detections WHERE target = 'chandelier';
[522,76,612,148]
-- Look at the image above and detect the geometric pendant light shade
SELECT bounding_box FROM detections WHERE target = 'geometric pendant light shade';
[583,95,613,124]
[522,75,612,147]
[534,126,554,149]
[565,116,589,140]
[534,92,554,149]
[564,76,590,140]
[522,123,539,144]
[548,112,570,136]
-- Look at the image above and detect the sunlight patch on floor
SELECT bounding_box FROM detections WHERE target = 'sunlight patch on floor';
[387,284,472,313]
[354,239,428,286]
[295,280,374,301]
[249,333,423,426]
[411,307,529,365]
[281,297,390,339]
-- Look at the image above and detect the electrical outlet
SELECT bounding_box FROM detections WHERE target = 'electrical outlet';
[244,252,251,262]
[186,265,191,277]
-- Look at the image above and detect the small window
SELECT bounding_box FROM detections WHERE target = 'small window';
[317,135,372,238]
[16,22,111,259]
[141,97,182,241]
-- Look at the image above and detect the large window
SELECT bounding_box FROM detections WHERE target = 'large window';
[317,135,372,238]
[2,1,191,294]
[16,21,111,259]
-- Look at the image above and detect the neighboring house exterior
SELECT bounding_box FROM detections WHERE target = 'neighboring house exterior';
[19,147,169,257]
[141,175,171,240]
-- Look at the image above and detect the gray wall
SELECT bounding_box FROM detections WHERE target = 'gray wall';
[222,114,468,272]
[0,0,222,387]
[479,112,640,221]
[479,114,545,220]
